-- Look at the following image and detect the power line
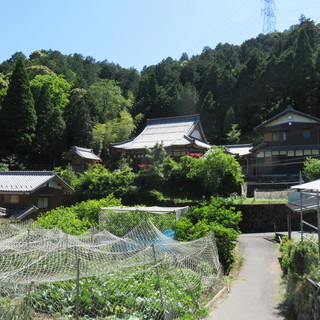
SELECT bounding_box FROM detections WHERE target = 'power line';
[188,0,254,52]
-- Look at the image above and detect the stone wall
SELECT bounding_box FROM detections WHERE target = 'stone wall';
[232,204,318,233]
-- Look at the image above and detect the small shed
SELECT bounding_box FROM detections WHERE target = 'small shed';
[63,146,101,171]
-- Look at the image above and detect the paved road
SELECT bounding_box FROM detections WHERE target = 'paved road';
[208,233,284,320]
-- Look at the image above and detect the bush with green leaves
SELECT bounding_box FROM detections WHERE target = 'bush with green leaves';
[174,197,242,273]
[187,147,244,196]
[279,238,320,319]
[74,164,137,201]
[280,237,319,276]
[303,157,320,181]
[55,163,78,187]
[162,156,203,198]
[36,195,122,234]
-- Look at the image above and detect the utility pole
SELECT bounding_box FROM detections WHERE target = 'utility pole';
[262,0,276,34]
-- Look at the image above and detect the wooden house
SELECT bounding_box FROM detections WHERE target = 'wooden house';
[112,114,211,168]
[0,171,73,220]
[247,106,320,178]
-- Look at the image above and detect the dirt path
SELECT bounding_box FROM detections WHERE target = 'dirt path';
[207,233,284,320]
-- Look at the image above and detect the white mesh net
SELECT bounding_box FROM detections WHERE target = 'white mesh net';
[0,217,223,320]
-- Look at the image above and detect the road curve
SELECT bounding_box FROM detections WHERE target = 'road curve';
[208,233,284,320]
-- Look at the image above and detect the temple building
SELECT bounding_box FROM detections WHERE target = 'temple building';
[112,114,211,169]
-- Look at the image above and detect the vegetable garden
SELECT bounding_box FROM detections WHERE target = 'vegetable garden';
[0,217,223,319]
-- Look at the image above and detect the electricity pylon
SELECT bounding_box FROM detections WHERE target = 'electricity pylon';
[262,0,276,34]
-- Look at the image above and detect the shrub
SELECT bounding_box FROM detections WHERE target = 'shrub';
[36,194,122,234]
[55,163,77,187]
[74,164,136,201]
[280,238,318,276]
[174,197,242,273]
[303,157,320,181]
[187,147,244,196]
[279,239,320,319]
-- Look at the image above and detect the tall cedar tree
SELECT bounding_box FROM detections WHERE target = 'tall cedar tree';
[35,83,66,162]
[64,88,93,148]
[0,59,37,154]
[291,28,315,110]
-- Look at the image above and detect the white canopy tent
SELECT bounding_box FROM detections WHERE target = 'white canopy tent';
[100,206,189,215]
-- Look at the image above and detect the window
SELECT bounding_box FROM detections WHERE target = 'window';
[37,197,49,209]
[272,132,286,141]
[3,195,19,204]
[303,130,311,139]
[287,150,295,157]
[304,150,311,156]
[296,150,303,156]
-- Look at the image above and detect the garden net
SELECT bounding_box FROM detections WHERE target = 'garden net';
[0,219,223,320]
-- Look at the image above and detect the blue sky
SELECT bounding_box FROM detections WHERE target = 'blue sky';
[2,0,320,71]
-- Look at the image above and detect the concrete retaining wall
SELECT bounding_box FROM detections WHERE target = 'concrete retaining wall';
[232,204,317,233]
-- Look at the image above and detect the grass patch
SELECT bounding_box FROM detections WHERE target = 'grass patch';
[230,198,288,205]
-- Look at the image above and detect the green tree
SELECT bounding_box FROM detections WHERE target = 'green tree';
[30,74,71,110]
[303,157,320,180]
[290,28,315,109]
[34,83,66,162]
[26,65,56,80]
[0,59,37,154]
[135,143,169,191]
[223,106,236,135]
[226,124,241,144]
[0,73,9,108]
[88,79,132,122]
[64,88,94,147]
[55,163,77,187]
[188,147,244,196]
[172,83,198,115]
[91,110,141,155]
[73,164,136,201]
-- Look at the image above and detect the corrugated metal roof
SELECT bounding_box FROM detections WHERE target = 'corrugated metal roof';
[291,179,320,191]
[0,171,72,193]
[113,114,211,150]
[219,144,253,157]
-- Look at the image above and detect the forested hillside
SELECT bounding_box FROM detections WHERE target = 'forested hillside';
[0,17,319,169]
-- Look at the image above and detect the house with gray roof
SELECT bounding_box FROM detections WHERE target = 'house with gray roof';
[112,114,211,168]
[0,171,73,220]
